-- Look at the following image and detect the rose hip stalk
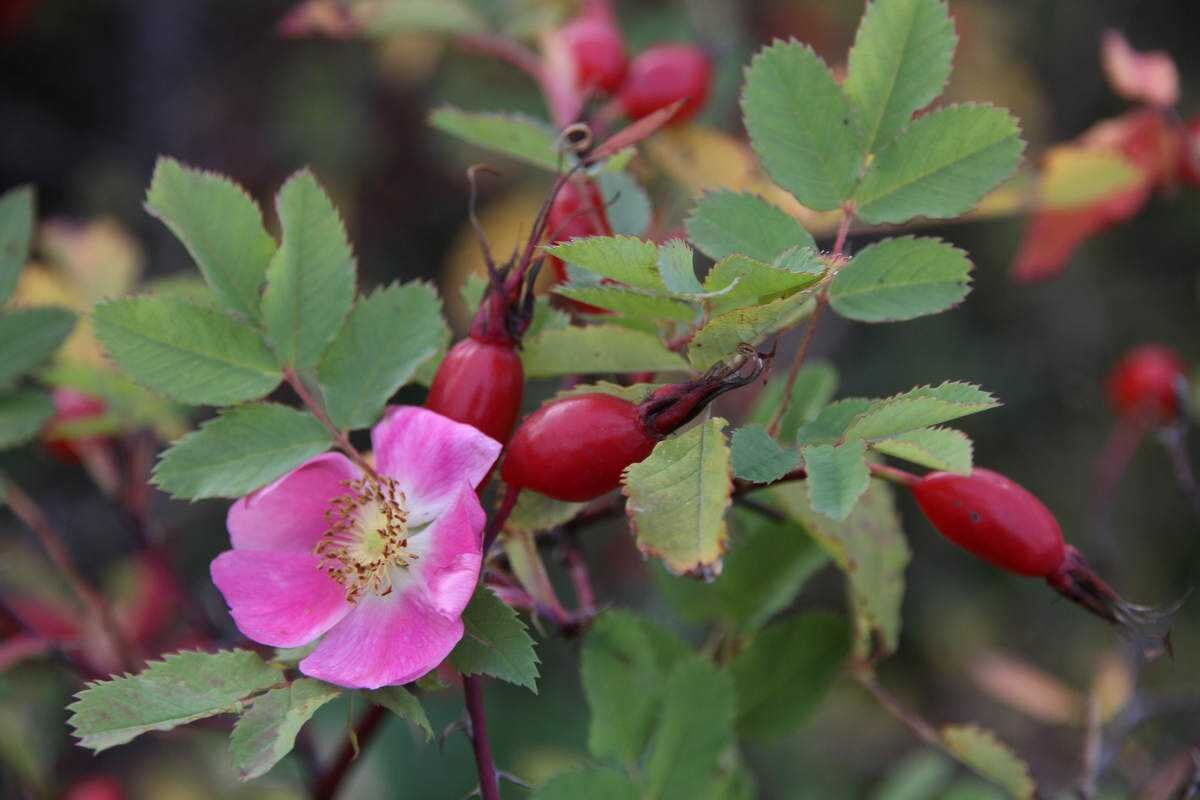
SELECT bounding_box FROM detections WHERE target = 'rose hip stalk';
[426,170,580,443]
[501,345,768,504]
[911,467,1178,651]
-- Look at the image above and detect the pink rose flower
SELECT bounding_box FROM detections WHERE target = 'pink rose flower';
[210,406,501,689]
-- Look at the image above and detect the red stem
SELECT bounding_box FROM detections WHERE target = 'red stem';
[483,483,522,556]
[463,675,502,800]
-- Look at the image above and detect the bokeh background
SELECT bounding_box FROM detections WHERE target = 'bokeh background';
[2,0,1200,797]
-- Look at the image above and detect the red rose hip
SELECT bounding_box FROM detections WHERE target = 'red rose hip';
[560,17,627,95]
[1105,343,1185,424]
[617,44,712,122]
[425,338,524,444]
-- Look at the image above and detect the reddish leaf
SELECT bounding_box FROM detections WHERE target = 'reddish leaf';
[1101,29,1179,109]
[590,99,685,162]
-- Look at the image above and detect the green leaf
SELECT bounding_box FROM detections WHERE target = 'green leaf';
[597,171,652,237]
[531,768,640,800]
[554,284,696,321]
[685,191,816,262]
[829,237,972,323]
[643,657,737,800]
[365,686,432,742]
[795,398,873,446]
[362,0,486,35]
[941,725,1035,800]
[730,612,850,739]
[581,610,688,765]
[506,488,585,534]
[450,586,539,692]
[544,235,666,292]
[844,0,957,154]
[318,281,447,429]
[229,678,341,780]
[93,297,280,406]
[749,361,839,441]
[521,325,688,377]
[873,427,972,473]
[152,403,332,500]
[803,441,871,521]
[40,362,185,440]
[0,185,34,305]
[688,291,814,370]
[145,158,277,320]
[657,239,703,294]
[874,752,955,800]
[730,424,802,484]
[68,649,285,752]
[261,170,357,371]
[429,107,562,171]
[656,507,828,632]
[554,381,660,404]
[0,390,54,449]
[0,308,75,385]
[843,382,999,442]
[854,104,1024,224]
[773,481,909,656]
[703,253,823,313]
[742,41,863,211]
[623,417,732,577]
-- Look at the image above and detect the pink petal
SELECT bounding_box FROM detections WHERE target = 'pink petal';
[409,481,485,617]
[371,406,501,520]
[227,452,359,552]
[299,590,464,689]
[210,550,351,647]
[1101,29,1180,108]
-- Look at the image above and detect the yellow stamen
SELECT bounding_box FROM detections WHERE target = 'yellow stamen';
[314,476,416,602]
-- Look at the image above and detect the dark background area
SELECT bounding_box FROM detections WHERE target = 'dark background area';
[3,0,1200,797]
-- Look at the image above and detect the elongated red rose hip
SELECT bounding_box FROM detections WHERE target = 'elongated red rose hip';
[617,44,712,122]
[559,17,627,95]
[502,345,767,502]
[912,467,1177,641]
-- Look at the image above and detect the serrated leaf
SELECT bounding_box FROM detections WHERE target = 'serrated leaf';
[731,612,850,739]
[874,752,955,800]
[643,657,737,800]
[854,104,1024,225]
[657,238,703,294]
[623,417,732,577]
[844,0,957,154]
[68,649,285,752]
[505,488,585,534]
[261,170,356,371]
[795,398,873,446]
[230,678,341,780]
[873,427,972,473]
[531,767,640,800]
[0,307,76,385]
[152,403,332,500]
[803,441,870,521]
[941,725,1035,800]
[1038,146,1144,210]
[93,297,281,406]
[365,686,432,742]
[0,390,53,449]
[581,610,689,765]
[686,190,817,262]
[0,185,34,305]
[40,362,185,440]
[554,284,696,321]
[773,480,909,656]
[318,281,447,429]
[730,424,802,483]
[749,361,839,441]
[544,235,665,292]
[704,253,823,313]
[843,382,999,442]
[553,381,660,404]
[429,107,562,172]
[597,171,651,236]
[521,325,688,377]
[145,158,277,320]
[742,41,863,211]
[450,586,539,692]
[688,290,814,370]
[829,236,972,323]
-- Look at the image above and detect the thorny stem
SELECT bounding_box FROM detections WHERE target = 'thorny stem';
[464,675,502,800]
[767,206,853,437]
[314,704,388,800]
[284,369,377,479]
[1,477,140,672]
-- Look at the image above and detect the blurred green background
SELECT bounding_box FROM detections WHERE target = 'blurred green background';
[2,0,1200,797]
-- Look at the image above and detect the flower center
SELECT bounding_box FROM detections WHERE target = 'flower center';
[314,475,415,602]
